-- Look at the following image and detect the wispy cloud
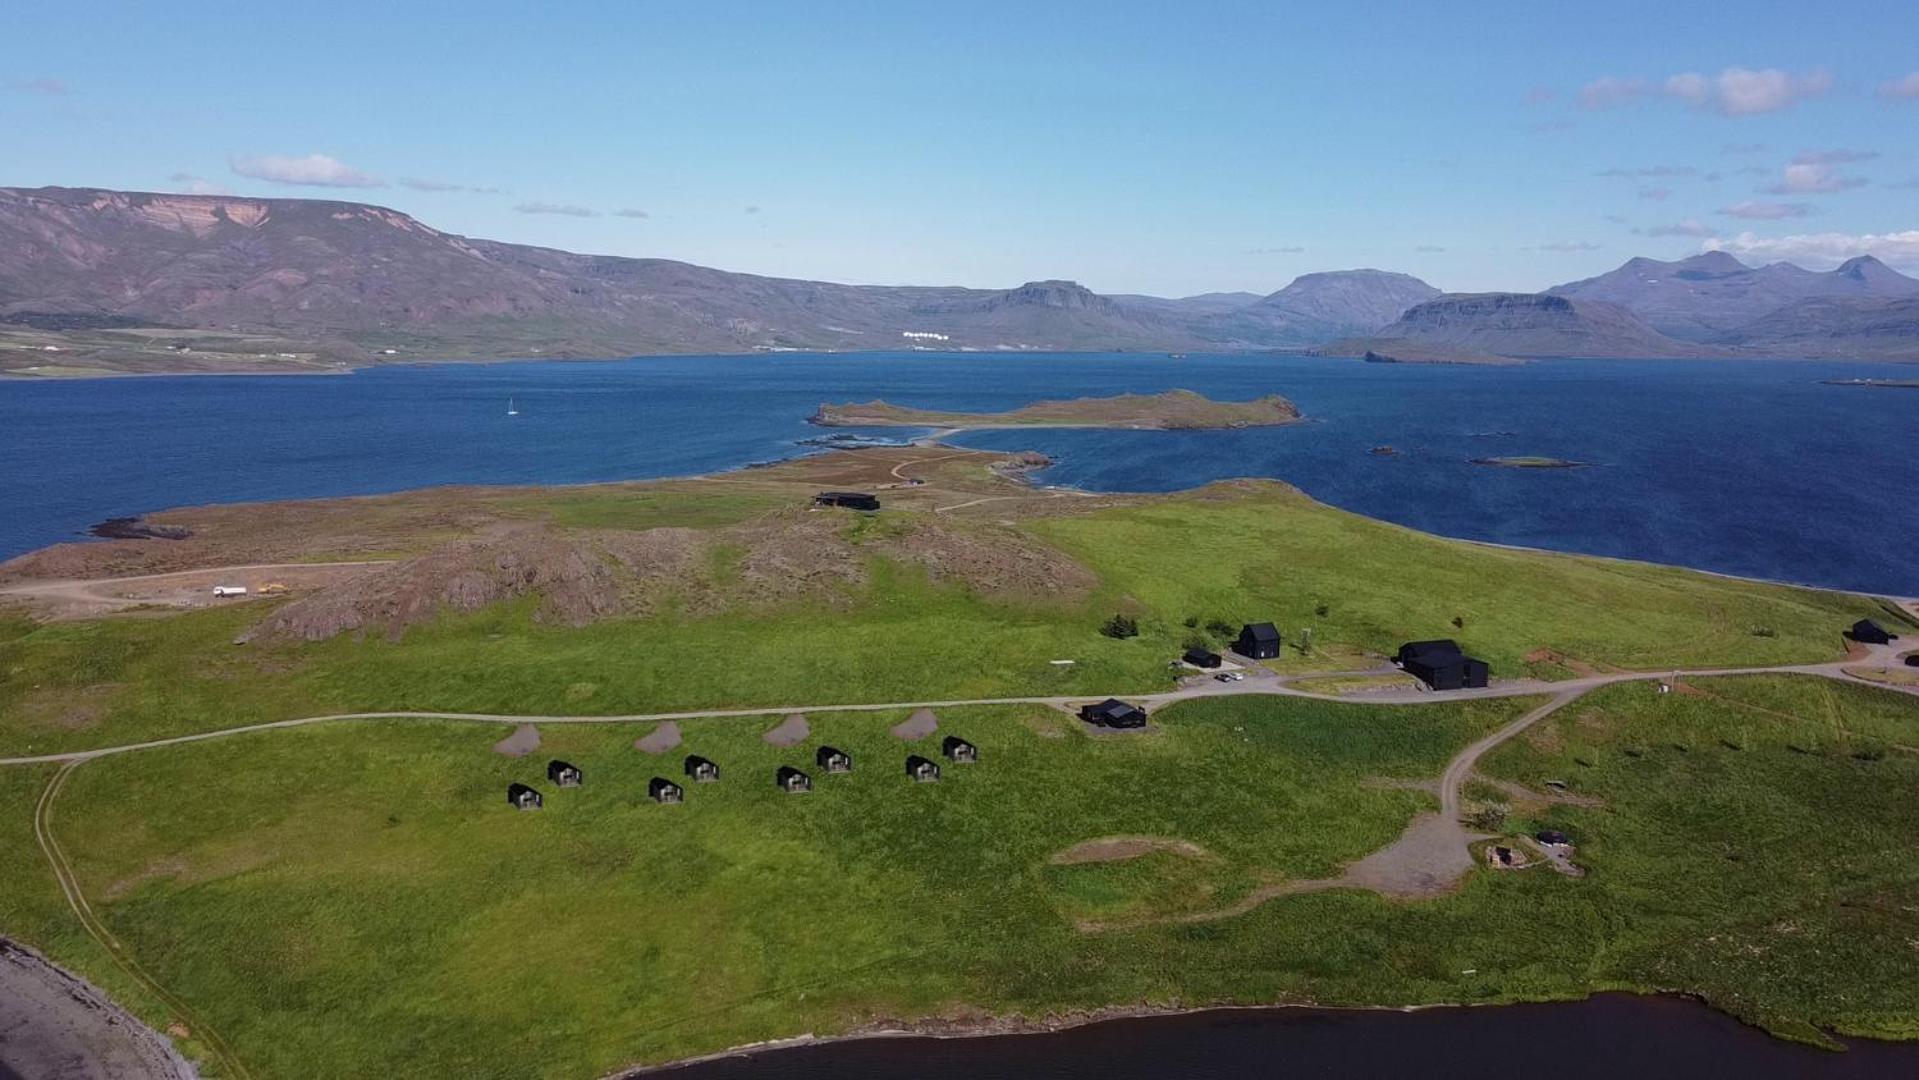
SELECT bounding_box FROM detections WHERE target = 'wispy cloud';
[513,201,600,217]
[1580,67,1829,116]
[8,76,68,95]
[1766,161,1867,195]
[1878,72,1919,100]
[1414,245,1447,253]
[744,205,762,215]
[1719,200,1812,220]
[1638,186,1672,201]
[164,172,231,196]
[230,153,384,188]
[1635,219,1715,239]
[400,177,501,194]
[1531,241,1601,252]
[1791,148,1878,165]
[1706,230,1919,269]
[1597,165,1695,179]
[1246,246,1306,255]
[611,208,651,219]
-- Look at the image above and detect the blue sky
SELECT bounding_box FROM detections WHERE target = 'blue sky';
[5,1,1917,295]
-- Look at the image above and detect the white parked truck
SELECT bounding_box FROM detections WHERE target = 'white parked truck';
[212,585,248,598]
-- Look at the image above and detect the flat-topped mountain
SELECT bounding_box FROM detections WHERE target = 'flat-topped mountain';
[1341,292,1709,360]
[1550,252,1919,342]
[810,388,1301,430]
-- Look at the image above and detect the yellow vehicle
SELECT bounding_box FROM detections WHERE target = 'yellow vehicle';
[259,582,289,595]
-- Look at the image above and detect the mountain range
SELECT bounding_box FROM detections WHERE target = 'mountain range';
[3,185,1917,370]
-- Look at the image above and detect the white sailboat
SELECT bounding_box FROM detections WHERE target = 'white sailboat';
[507,397,519,417]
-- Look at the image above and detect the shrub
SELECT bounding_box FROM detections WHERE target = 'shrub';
[1101,614,1140,640]
[1467,806,1507,831]
[1314,603,1329,618]
[1751,625,1777,638]
[1204,618,1236,639]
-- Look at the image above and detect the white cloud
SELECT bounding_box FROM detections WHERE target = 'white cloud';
[400,177,501,194]
[230,153,384,188]
[1878,72,1919,100]
[1706,230,1919,269]
[164,172,231,196]
[611,208,650,219]
[1767,161,1866,194]
[1636,219,1715,239]
[1791,148,1878,165]
[513,202,600,217]
[1720,200,1812,220]
[1581,67,1829,116]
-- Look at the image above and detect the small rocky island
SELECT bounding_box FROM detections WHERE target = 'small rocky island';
[1821,378,1919,389]
[1471,456,1593,469]
[810,388,1301,430]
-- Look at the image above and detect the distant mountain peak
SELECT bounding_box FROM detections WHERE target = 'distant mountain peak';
[1001,279,1102,308]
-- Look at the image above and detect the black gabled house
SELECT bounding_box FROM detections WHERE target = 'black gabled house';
[684,755,721,783]
[547,760,583,787]
[1234,623,1282,660]
[776,765,812,793]
[1182,646,1223,669]
[649,777,684,804]
[506,782,543,811]
[1080,698,1147,728]
[1396,639,1490,690]
[1849,619,1897,645]
[941,736,977,763]
[815,491,881,511]
[906,754,941,782]
[816,745,853,773]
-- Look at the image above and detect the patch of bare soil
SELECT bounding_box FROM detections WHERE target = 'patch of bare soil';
[100,857,190,902]
[634,722,682,754]
[764,713,810,747]
[0,937,197,1080]
[493,724,540,757]
[1469,774,1605,813]
[1361,776,1438,796]
[1050,836,1211,865]
[891,708,939,741]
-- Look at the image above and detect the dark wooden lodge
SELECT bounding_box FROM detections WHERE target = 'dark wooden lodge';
[1395,639,1490,690]
[776,765,813,793]
[815,491,881,511]
[649,777,684,804]
[816,745,853,773]
[548,760,583,787]
[941,735,978,763]
[1182,646,1223,669]
[506,782,543,811]
[1080,698,1147,728]
[1535,829,1571,847]
[1907,654,1919,668]
[1850,619,1897,645]
[1233,622,1282,660]
[684,755,721,783]
[906,754,941,782]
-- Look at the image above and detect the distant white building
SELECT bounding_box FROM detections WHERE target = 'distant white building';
[901,331,949,341]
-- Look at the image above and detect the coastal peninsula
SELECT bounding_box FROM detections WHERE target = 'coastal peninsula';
[809,389,1301,430]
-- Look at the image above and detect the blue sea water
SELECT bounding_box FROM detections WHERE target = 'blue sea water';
[1,352,1914,594]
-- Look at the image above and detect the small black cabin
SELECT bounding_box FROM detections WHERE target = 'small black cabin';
[649,777,684,804]
[815,491,881,511]
[941,735,978,763]
[684,755,721,783]
[547,760,583,787]
[1233,623,1282,660]
[1535,829,1571,847]
[1850,619,1897,645]
[906,754,941,782]
[506,782,542,811]
[1396,640,1490,691]
[1907,654,1919,668]
[816,745,853,773]
[1080,698,1147,728]
[1182,646,1223,669]
[776,765,812,793]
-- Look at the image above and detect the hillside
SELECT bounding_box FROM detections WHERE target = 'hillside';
[1550,252,1919,342]
[1230,269,1441,343]
[1716,295,1919,359]
[1334,292,1710,360]
[809,389,1302,430]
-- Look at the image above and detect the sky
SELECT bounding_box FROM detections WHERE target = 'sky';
[4,0,1917,297]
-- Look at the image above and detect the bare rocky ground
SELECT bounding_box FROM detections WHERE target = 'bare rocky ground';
[890,708,940,741]
[0,939,196,1080]
[763,714,810,747]
[634,722,682,754]
[491,724,540,757]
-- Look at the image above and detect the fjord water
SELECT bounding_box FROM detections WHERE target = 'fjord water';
[2,352,1916,595]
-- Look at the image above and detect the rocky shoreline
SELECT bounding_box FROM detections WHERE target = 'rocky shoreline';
[0,937,197,1080]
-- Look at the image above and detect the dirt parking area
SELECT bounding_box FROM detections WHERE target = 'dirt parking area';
[0,562,385,620]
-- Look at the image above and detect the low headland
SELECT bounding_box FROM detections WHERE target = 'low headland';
[1821,378,1919,390]
[0,438,1914,1078]
[1470,456,1594,469]
[809,388,1302,430]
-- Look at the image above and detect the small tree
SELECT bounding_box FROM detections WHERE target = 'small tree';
[1205,618,1236,639]
[1101,614,1139,640]
[1451,615,1465,629]
[1467,805,1507,831]
[1314,603,1329,618]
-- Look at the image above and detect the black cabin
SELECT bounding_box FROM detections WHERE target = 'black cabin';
[906,754,941,782]
[649,777,684,804]
[1535,829,1571,847]
[1396,640,1490,691]
[684,755,721,783]
[1182,646,1223,669]
[547,760,582,787]
[776,765,812,793]
[506,782,543,811]
[815,491,880,511]
[816,745,853,773]
[941,735,978,763]
[1850,619,1897,645]
[1079,698,1147,728]
[1907,654,1919,668]
[1233,623,1282,660]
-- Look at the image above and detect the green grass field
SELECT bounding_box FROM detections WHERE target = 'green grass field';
[9,675,1914,1078]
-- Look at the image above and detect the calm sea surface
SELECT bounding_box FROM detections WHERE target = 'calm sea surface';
[2,352,1914,593]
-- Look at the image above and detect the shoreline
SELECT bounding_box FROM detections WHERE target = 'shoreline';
[0,936,198,1080]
